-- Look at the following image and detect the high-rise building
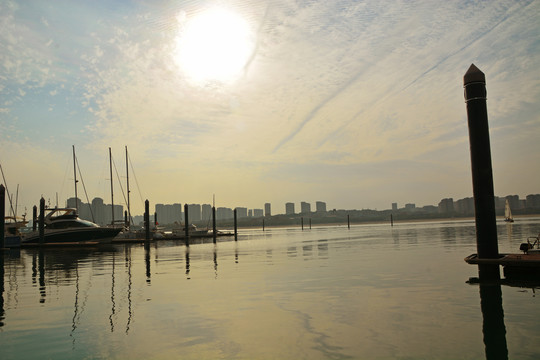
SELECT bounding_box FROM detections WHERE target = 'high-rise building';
[216,207,233,220]
[315,201,326,213]
[264,203,271,217]
[300,201,311,214]
[201,204,212,222]
[392,203,398,211]
[236,207,248,218]
[285,202,295,215]
[187,204,201,222]
[253,209,263,217]
[438,198,454,214]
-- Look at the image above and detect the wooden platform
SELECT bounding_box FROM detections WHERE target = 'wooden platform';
[465,253,540,267]
[20,241,100,248]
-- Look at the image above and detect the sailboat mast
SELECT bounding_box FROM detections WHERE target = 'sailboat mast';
[72,145,78,212]
[109,147,115,225]
[125,146,131,227]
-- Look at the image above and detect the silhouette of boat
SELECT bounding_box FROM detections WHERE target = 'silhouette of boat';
[21,208,122,245]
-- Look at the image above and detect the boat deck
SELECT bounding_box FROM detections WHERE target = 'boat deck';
[465,253,540,266]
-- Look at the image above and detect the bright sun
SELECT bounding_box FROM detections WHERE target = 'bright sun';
[174,8,255,84]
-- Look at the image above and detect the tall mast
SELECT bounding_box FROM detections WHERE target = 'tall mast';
[72,145,78,212]
[125,146,131,227]
[109,147,115,225]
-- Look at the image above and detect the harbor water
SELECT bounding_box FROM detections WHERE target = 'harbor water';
[1,219,540,359]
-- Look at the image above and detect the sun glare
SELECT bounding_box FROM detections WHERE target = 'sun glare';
[174,8,255,84]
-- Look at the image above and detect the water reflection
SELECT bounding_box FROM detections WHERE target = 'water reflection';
[479,282,508,360]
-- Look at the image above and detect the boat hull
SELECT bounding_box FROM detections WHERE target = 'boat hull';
[22,227,122,245]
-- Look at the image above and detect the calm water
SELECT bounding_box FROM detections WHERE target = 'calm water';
[1,219,540,359]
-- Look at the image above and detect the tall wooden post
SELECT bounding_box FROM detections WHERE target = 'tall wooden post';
[144,200,150,244]
[464,64,499,279]
[212,206,217,244]
[154,212,158,226]
[184,204,189,246]
[39,197,45,245]
[0,185,5,249]
[234,208,238,241]
[32,205,37,231]
[301,217,304,230]
[347,214,350,229]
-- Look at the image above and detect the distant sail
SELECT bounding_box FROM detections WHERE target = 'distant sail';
[504,199,514,222]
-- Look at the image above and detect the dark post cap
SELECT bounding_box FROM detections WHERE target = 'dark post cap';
[464,64,485,85]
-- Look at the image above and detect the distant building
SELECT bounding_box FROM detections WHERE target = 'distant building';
[253,209,264,217]
[392,203,398,211]
[67,197,123,226]
[155,203,182,225]
[455,197,474,215]
[438,198,454,214]
[264,203,271,217]
[404,203,416,211]
[202,204,212,222]
[216,207,233,220]
[187,204,201,222]
[236,207,248,218]
[315,201,327,213]
[248,209,253,217]
[285,202,295,215]
[526,194,540,208]
[300,202,311,214]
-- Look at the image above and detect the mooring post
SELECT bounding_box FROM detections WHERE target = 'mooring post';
[184,204,189,246]
[309,218,311,229]
[124,210,128,228]
[347,214,350,229]
[390,214,394,226]
[144,200,150,244]
[262,218,265,231]
[301,217,304,230]
[154,212,158,227]
[234,208,238,241]
[212,206,217,244]
[0,185,5,249]
[39,197,45,245]
[32,205,37,231]
[464,64,499,279]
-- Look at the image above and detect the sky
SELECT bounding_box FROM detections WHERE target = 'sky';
[1,0,539,217]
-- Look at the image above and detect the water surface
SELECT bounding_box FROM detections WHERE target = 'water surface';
[1,219,539,359]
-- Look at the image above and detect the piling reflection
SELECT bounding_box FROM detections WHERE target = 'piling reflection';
[145,247,151,284]
[479,281,508,360]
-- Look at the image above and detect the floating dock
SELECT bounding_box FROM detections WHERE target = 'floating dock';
[465,253,540,278]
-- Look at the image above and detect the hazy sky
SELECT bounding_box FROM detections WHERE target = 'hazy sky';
[1,0,539,216]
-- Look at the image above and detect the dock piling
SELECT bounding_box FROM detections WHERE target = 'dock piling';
[184,204,189,246]
[464,64,499,279]
[234,208,238,241]
[144,200,150,245]
[347,214,350,229]
[39,197,45,245]
[212,206,217,244]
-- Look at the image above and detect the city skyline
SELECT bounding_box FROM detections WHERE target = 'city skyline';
[1,1,539,217]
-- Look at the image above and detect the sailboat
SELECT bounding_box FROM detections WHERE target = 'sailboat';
[504,199,514,223]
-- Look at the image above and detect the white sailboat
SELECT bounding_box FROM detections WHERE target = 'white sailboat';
[504,199,514,223]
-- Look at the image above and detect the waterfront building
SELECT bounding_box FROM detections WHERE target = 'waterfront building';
[285,202,295,215]
[248,209,253,217]
[236,207,248,218]
[455,197,474,215]
[300,202,311,214]
[202,204,212,222]
[217,207,233,220]
[315,201,327,213]
[253,209,264,217]
[392,203,398,211]
[438,198,454,214]
[265,203,271,217]
[526,194,540,209]
[187,204,202,222]
[155,203,182,225]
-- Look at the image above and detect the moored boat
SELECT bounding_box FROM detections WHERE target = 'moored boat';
[21,207,122,245]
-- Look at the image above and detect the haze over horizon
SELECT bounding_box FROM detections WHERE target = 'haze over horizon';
[1,0,539,217]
